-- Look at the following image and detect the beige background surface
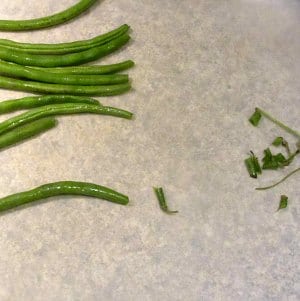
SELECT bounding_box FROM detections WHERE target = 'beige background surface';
[0,1,299,300]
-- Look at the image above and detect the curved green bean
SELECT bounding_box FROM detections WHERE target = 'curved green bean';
[0,61,129,85]
[0,34,130,67]
[0,181,129,212]
[0,117,57,150]
[0,103,133,135]
[0,75,131,96]
[0,24,129,54]
[0,0,98,31]
[0,95,101,114]
[31,60,135,75]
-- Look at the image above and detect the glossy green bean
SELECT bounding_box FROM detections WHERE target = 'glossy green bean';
[0,117,57,150]
[0,0,98,31]
[0,24,129,54]
[0,61,129,85]
[31,60,135,75]
[0,103,133,135]
[0,34,130,67]
[0,95,101,114]
[0,181,129,212]
[0,75,131,96]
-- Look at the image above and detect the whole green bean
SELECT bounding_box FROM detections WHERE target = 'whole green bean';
[0,75,131,96]
[31,60,135,75]
[0,95,101,114]
[0,0,98,31]
[0,103,133,135]
[0,181,129,212]
[0,24,129,54]
[0,117,57,150]
[0,34,130,67]
[0,61,129,85]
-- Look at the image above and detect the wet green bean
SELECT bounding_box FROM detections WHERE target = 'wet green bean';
[0,103,133,135]
[0,95,101,114]
[0,117,57,150]
[0,24,129,54]
[31,60,135,75]
[0,61,129,85]
[0,34,130,67]
[0,75,131,96]
[0,181,129,212]
[0,0,98,31]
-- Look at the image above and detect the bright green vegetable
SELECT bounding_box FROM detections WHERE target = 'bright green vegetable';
[153,187,178,214]
[0,117,57,150]
[249,109,262,126]
[0,181,129,212]
[0,34,130,67]
[0,24,129,54]
[0,0,98,31]
[0,60,129,86]
[245,151,261,178]
[31,60,135,75]
[0,75,131,96]
[277,195,288,211]
[0,103,133,135]
[0,95,101,114]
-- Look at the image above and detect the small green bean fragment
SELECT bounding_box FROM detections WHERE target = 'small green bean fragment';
[153,187,178,214]
[0,75,131,96]
[31,60,135,75]
[0,117,57,150]
[0,60,129,86]
[0,95,101,114]
[0,24,129,54]
[277,195,288,211]
[0,0,98,31]
[0,34,130,67]
[0,103,133,135]
[0,181,129,212]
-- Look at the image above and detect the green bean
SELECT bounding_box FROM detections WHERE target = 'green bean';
[0,103,133,135]
[0,181,129,212]
[31,60,135,75]
[0,34,130,67]
[0,117,57,150]
[0,24,129,54]
[0,0,98,31]
[0,61,129,86]
[0,75,131,96]
[0,95,101,114]
[153,187,178,214]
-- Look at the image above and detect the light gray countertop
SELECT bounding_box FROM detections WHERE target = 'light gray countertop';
[0,1,299,300]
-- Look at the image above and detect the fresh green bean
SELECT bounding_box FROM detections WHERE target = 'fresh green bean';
[0,181,129,212]
[153,187,178,214]
[0,34,130,67]
[0,24,129,54]
[0,61,129,85]
[0,103,133,135]
[0,0,98,31]
[0,75,131,96]
[0,117,57,150]
[0,95,101,114]
[31,60,135,75]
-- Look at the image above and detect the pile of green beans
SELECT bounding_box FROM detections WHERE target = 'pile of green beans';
[0,4,134,213]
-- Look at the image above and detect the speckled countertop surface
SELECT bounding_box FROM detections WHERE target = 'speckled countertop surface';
[0,1,299,300]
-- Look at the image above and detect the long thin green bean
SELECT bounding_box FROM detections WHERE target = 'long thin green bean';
[0,181,129,212]
[0,34,130,67]
[0,61,129,85]
[0,0,98,31]
[0,117,57,150]
[0,75,131,96]
[0,95,101,114]
[31,60,135,75]
[0,103,133,135]
[0,24,129,54]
